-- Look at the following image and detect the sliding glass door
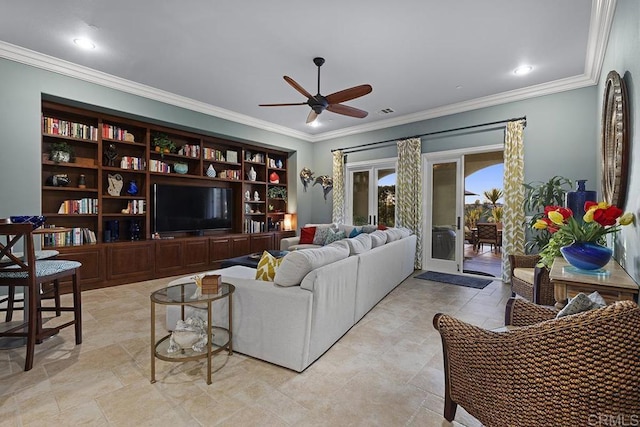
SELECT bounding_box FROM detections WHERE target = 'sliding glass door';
[345,159,396,226]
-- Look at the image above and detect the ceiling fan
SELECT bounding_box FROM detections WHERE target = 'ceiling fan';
[259,57,373,124]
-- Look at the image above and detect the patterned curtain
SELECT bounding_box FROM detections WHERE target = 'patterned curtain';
[502,120,526,282]
[332,150,345,224]
[396,138,423,269]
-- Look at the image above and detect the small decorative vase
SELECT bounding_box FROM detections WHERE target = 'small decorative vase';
[276,159,283,169]
[565,180,596,225]
[248,166,257,181]
[206,164,216,178]
[269,171,280,183]
[254,191,260,201]
[127,180,138,195]
[174,162,188,174]
[560,242,613,270]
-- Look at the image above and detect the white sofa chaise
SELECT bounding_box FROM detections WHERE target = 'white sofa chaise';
[166,228,417,372]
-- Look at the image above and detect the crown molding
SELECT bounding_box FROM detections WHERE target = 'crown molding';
[0,0,614,144]
[0,41,313,141]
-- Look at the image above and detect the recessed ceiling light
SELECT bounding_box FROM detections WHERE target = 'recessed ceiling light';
[307,120,320,128]
[513,65,533,76]
[73,38,96,50]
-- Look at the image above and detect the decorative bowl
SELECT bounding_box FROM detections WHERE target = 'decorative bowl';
[173,162,188,174]
[10,215,46,229]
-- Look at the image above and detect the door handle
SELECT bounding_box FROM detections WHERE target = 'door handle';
[373,215,377,225]
[457,216,461,230]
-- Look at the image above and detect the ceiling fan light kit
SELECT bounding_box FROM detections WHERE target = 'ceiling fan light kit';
[259,57,372,124]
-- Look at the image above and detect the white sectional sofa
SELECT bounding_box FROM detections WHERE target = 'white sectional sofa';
[166,227,416,372]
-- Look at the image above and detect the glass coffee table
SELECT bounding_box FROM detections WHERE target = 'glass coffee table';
[150,282,234,385]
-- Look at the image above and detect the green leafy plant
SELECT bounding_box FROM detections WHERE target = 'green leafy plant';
[267,186,287,200]
[152,132,176,157]
[523,176,572,253]
[49,141,74,162]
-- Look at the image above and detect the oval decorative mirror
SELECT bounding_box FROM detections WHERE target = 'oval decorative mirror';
[601,70,629,207]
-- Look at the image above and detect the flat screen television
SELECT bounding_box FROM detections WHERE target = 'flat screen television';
[152,184,233,233]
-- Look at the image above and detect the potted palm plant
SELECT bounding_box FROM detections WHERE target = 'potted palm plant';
[523,176,572,253]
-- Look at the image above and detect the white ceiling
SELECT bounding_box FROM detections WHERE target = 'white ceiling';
[0,1,613,141]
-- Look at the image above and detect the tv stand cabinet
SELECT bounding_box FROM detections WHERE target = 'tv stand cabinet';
[40,100,294,291]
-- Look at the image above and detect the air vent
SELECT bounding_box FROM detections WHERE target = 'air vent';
[378,108,395,115]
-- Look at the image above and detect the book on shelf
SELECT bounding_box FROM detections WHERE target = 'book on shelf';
[149,159,170,173]
[126,199,145,214]
[57,198,99,214]
[203,147,226,161]
[42,227,96,247]
[102,124,135,142]
[218,169,241,180]
[119,156,145,170]
[42,116,98,140]
[179,144,200,158]
[244,219,266,233]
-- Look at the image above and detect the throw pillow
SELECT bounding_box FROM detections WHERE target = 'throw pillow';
[348,227,362,238]
[346,233,372,255]
[299,226,316,244]
[369,230,387,248]
[313,227,332,245]
[556,291,606,318]
[324,229,346,245]
[361,225,377,234]
[255,251,284,281]
[377,224,388,230]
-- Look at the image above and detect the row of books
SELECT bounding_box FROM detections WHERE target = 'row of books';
[244,219,266,233]
[102,124,133,142]
[120,156,145,170]
[43,227,96,247]
[43,116,98,141]
[218,169,242,180]
[57,198,99,214]
[203,147,226,161]
[149,159,170,173]
[125,200,146,214]
[178,144,200,158]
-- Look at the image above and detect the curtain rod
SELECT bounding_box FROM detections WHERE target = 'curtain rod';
[331,116,527,153]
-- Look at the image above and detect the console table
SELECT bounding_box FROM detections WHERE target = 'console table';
[549,258,639,309]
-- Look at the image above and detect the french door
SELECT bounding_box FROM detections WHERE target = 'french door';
[424,156,463,273]
[345,159,396,226]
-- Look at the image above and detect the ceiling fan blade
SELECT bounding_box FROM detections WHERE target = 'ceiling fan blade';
[326,104,368,119]
[306,110,318,124]
[259,102,307,107]
[325,84,372,104]
[283,76,314,100]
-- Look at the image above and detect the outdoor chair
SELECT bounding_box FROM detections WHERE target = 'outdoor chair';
[0,221,82,371]
[475,223,501,253]
[433,298,640,426]
[508,254,555,306]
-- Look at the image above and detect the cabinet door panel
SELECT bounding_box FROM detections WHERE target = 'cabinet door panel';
[230,235,250,258]
[250,234,273,253]
[107,243,154,282]
[55,246,105,290]
[154,241,184,275]
[210,238,231,262]
[184,238,209,269]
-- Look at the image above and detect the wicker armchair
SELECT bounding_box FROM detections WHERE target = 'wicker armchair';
[433,298,640,427]
[509,254,555,305]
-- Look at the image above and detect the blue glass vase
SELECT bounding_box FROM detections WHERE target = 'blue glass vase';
[560,242,612,270]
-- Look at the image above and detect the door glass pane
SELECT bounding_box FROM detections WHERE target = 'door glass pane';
[352,171,370,225]
[377,169,396,227]
[432,162,457,261]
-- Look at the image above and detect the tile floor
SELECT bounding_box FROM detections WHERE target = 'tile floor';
[0,272,512,426]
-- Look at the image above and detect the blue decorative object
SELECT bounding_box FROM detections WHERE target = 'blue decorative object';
[565,180,596,224]
[10,216,46,229]
[173,162,188,174]
[560,242,612,271]
[127,180,138,195]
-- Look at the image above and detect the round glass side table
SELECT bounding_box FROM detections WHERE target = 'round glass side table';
[150,282,234,385]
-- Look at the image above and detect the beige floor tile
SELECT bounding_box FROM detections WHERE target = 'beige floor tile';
[0,272,512,426]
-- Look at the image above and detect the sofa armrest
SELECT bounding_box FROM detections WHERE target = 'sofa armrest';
[504,297,557,327]
[280,236,300,251]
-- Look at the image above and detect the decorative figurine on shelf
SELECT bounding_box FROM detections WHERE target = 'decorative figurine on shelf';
[314,175,334,201]
[46,174,70,187]
[299,167,314,192]
[104,143,118,167]
[254,191,260,201]
[247,166,257,181]
[245,190,251,201]
[276,159,283,169]
[78,174,86,189]
[107,173,123,196]
[206,164,217,178]
[129,220,141,240]
[269,171,280,183]
[127,179,138,195]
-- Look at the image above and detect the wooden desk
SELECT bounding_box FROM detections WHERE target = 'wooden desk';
[549,257,639,309]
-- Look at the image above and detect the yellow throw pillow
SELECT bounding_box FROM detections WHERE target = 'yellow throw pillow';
[255,251,284,281]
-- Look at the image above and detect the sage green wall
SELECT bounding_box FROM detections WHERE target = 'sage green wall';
[0,58,313,227]
[310,86,599,223]
[598,0,640,282]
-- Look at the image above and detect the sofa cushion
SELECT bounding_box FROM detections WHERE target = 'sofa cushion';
[324,229,346,245]
[255,251,284,281]
[384,228,404,242]
[361,225,377,234]
[274,244,350,287]
[369,230,387,248]
[313,227,332,245]
[299,226,316,244]
[513,267,535,284]
[345,233,372,255]
[287,243,322,251]
[397,227,412,238]
[327,239,350,252]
